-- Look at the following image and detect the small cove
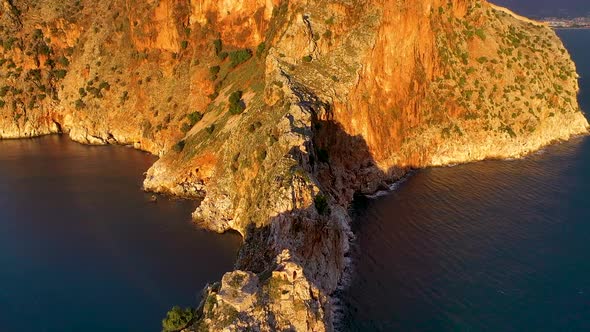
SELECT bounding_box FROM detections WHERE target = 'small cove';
[0,136,241,331]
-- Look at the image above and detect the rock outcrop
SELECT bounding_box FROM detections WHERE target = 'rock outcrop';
[1,0,587,331]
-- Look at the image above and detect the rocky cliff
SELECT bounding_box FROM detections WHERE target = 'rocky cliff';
[1,0,587,331]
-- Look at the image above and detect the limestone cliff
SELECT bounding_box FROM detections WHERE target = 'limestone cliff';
[0,0,587,331]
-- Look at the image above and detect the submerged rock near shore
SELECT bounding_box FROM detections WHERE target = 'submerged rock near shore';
[1,0,588,330]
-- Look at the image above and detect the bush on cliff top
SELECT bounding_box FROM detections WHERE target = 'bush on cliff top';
[228,91,245,115]
[162,306,194,332]
[187,111,203,126]
[172,140,185,153]
[229,49,253,68]
[213,38,222,55]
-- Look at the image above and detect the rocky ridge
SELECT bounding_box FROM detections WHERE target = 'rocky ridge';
[0,0,588,331]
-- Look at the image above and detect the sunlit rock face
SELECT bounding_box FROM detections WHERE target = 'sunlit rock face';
[1,0,587,330]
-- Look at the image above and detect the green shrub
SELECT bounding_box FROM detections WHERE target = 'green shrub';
[181,40,188,49]
[228,91,245,114]
[120,91,129,103]
[181,123,191,133]
[213,39,222,55]
[0,86,10,97]
[209,66,220,80]
[209,66,220,75]
[53,69,67,79]
[229,101,245,115]
[187,111,203,126]
[37,43,51,55]
[229,49,252,68]
[475,28,486,40]
[206,124,215,134]
[458,76,467,87]
[208,91,219,100]
[229,91,242,105]
[87,86,102,98]
[502,125,517,138]
[219,52,228,61]
[460,52,469,65]
[98,81,110,91]
[75,99,85,110]
[302,55,312,62]
[0,100,5,108]
[161,306,194,332]
[33,29,43,39]
[3,37,17,50]
[256,42,266,57]
[476,56,488,64]
[26,69,41,81]
[172,140,186,153]
[248,121,262,133]
[58,56,70,67]
[314,194,330,216]
[441,127,451,138]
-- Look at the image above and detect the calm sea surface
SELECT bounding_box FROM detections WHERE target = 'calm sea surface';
[341,29,590,331]
[0,137,241,331]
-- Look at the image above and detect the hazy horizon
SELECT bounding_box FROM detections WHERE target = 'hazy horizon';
[492,0,590,17]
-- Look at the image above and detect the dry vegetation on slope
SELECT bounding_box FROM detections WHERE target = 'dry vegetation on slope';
[0,0,588,331]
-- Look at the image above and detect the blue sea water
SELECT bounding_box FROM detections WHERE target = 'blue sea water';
[341,29,590,331]
[0,137,241,332]
[492,0,590,17]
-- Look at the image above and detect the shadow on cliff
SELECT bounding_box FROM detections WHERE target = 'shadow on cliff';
[237,107,407,270]
[216,106,411,329]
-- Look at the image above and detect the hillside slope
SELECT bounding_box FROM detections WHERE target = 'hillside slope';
[0,0,587,330]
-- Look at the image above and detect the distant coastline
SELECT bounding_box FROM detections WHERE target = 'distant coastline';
[542,17,590,29]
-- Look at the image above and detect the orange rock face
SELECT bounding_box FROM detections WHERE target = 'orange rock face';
[190,0,279,48]
[323,0,588,170]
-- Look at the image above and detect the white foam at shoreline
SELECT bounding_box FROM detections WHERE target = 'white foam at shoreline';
[366,172,414,199]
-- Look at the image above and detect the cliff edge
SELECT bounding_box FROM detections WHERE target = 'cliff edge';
[0,0,587,331]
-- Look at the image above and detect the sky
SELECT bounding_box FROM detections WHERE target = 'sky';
[491,0,590,17]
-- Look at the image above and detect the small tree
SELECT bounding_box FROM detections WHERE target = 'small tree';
[209,66,220,75]
[228,91,245,115]
[172,140,185,153]
[229,49,253,68]
[53,69,67,79]
[187,111,203,126]
[58,56,70,67]
[256,42,266,57]
[213,39,222,55]
[162,306,194,332]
